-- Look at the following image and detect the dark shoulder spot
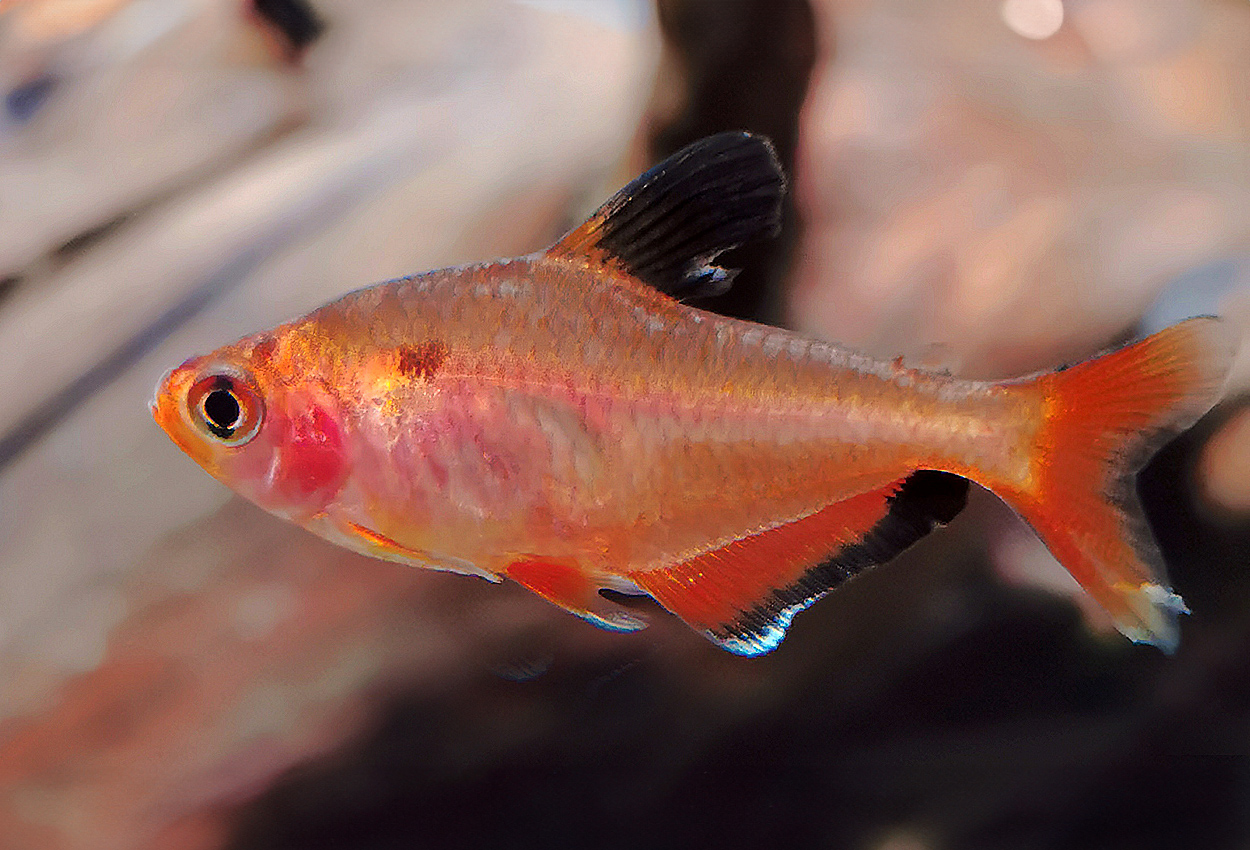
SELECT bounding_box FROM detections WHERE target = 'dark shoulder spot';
[398,341,448,381]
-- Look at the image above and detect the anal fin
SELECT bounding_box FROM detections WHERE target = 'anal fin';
[505,558,647,633]
[630,471,969,655]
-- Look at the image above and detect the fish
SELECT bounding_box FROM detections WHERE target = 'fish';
[152,132,1235,656]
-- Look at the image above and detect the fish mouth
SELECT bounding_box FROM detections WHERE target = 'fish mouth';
[151,363,217,471]
[150,366,176,422]
[151,363,188,430]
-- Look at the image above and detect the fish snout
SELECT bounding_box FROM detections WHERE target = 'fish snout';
[150,360,218,469]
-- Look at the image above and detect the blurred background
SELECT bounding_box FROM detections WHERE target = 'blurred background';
[0,0,1248,847]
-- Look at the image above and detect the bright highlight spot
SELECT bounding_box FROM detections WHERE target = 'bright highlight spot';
[1000,0,1064,40]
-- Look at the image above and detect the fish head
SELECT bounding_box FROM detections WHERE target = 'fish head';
[152,332,351,521]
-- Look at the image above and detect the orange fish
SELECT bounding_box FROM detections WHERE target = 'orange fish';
[153,133,1233,655]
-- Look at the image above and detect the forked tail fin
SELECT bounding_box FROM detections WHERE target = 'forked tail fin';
[995,317,1235,651]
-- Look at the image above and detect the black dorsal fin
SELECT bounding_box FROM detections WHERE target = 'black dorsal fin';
[548,132,785,298]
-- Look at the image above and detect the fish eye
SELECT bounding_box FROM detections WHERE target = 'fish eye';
[187,374,264,446]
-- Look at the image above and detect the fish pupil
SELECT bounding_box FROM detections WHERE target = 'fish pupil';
[203,388,241,439]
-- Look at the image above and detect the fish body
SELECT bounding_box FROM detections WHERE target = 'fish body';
[154,134,1233,654]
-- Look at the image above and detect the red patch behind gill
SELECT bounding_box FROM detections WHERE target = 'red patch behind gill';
[272,396,349,508]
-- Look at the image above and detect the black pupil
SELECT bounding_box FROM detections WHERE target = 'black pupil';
[203,388,241,437]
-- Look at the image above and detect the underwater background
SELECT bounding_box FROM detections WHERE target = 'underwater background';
[1,1,1248,847]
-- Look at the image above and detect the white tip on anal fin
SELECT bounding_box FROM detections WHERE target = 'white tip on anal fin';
[1116,582,1189,654]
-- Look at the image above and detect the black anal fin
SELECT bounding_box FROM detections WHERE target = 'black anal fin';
[631,471,970,656]
[548,132,785,299]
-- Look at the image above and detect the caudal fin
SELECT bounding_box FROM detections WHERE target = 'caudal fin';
[998,317,1235,651]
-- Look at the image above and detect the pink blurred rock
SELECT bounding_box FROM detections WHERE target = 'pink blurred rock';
[792,0,1250,377]
[0,2,658,847]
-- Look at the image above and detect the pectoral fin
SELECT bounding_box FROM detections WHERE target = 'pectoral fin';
[343,521,500,582]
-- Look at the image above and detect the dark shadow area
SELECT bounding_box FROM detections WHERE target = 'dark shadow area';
[648,0,817,325]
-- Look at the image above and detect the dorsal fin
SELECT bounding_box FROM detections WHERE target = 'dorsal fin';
[629,471,969,655]
[548,132,785,298]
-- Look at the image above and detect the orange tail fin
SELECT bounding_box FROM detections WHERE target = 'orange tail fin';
[995,317,1235,651]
